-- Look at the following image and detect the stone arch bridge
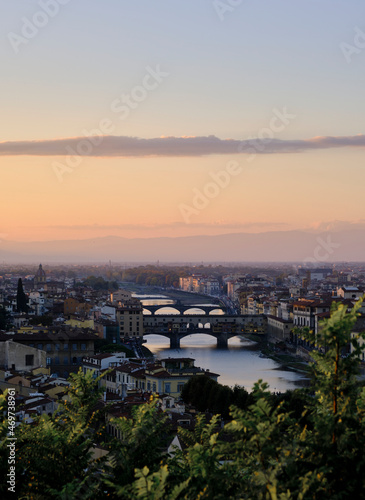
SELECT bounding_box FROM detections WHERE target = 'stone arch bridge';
[142,300,225,316]
[143,314,266,348]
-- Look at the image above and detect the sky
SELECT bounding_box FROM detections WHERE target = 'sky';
[1,0,365,243]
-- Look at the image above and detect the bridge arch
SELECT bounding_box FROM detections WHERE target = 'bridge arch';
[208,308,225,315]
[147,306,181,315]
[179,332,217,345]
[183,307,208,315]
[143,332,172,345]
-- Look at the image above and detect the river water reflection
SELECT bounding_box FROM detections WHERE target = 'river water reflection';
[135,295,308,392]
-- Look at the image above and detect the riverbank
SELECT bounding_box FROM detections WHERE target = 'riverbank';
[240,335,310,375]
[120,282,222,306]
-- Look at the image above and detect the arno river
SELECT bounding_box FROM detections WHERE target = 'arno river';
[136,295,308,392]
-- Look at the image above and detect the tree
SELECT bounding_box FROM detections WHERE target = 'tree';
[16,278,28,313]
[0,370,108,499]
[104,397,170,496]
[0,306,11,331]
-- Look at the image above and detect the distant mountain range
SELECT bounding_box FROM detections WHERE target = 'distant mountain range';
[0,227,364,263]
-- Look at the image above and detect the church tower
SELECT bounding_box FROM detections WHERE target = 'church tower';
[34,263,46,289]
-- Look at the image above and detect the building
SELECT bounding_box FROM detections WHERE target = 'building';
[179,275,220,295]
[227,280,245,300]
[116,299,144,340]
[144,358,219,397]
[267,316,293,342]
[336,286,363,300]
[293,299,332,329]
[298,267,332,282]
[34,264,47,290]
[92,358,219,399]
[0,340,46,372]
[65,317,95,330]
[350,329,365,362]
[0,328,96,378]
[28,290,53,316]
[110,289,132,304]
[179,276,194,292]
[82,353,126,378]
[64,297,92,317]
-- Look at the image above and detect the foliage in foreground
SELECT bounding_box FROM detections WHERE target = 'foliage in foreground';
[1,301,365,499]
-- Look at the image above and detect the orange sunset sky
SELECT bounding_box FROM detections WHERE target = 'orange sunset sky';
[1,1,364,244]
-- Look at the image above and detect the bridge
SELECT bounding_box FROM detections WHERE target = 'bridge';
[142,314,266,348]
[142,299,225,316]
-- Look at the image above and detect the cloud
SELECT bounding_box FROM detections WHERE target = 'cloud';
[307,220,365,233]
[0,134,364,157]
[38,221,289,231]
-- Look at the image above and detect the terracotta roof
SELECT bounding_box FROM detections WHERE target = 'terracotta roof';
[22,398,53,410]
[86,353,114,360]
[0,331,97,342]
[316,312,331,318]
[147,370,172,379]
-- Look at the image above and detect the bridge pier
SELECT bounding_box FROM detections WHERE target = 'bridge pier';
[217,333,228,349]
[170,334,181,349]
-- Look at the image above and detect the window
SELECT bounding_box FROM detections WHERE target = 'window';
[152,383,156,392]
[46,344,52,352]
[178,420,190,427]
[64,343,68,350]
[46,357,51,366]
[165,383,171,393]
[81,343,86,351]
[25,354,34,366]
[72,356,77,365]
[37,344,43,350]
[177,383,185,393]
[54,356,60,365]
[72,344,77,351]
[64,356,69,365]
[55,344,60,351]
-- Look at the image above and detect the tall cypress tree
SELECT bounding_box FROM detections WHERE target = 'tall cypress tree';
[16,278,28,313]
